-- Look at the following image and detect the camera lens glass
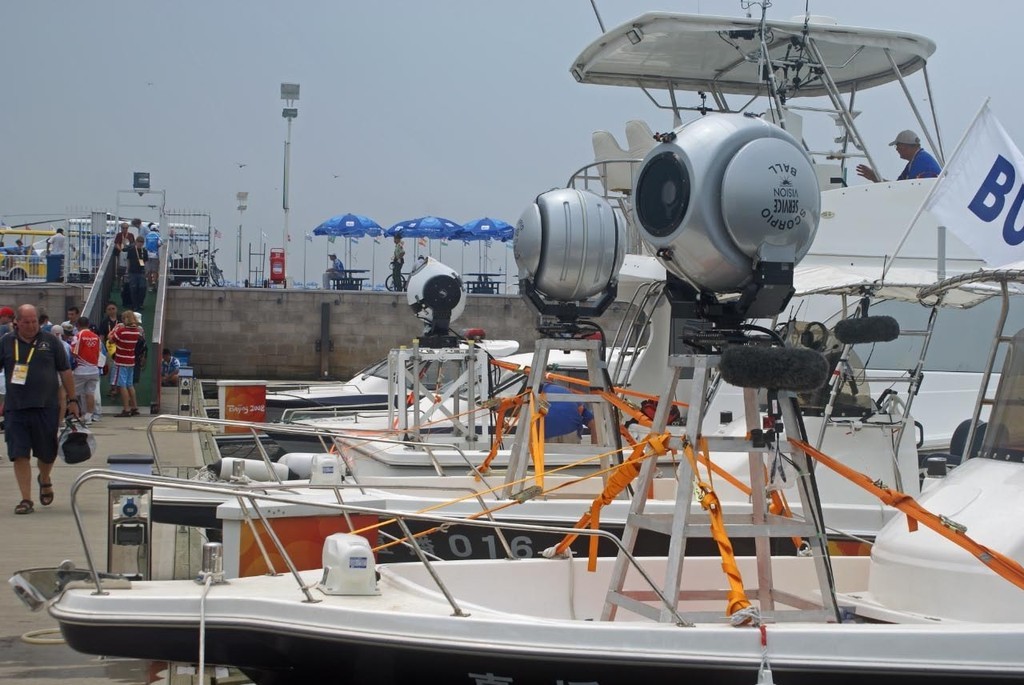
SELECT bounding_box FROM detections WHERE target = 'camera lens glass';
[635,150,690,238]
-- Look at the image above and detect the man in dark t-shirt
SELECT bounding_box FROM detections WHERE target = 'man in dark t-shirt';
[113,222,135,280]
[125,237,149,312]
[0,304,80,514]
[97,301,120,402]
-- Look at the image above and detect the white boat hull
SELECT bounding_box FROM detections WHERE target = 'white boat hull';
[49,555,1024,684]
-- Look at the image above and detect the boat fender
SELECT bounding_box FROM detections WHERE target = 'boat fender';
[277,452,347,480]
[318,533,378,596]
[211,457,295,482]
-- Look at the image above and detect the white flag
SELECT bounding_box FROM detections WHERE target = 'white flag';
[924,103,1024,268]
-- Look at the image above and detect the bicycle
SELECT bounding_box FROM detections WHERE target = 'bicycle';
[208,249,225,287]
[385,261,406,292]
[190,248,226,287]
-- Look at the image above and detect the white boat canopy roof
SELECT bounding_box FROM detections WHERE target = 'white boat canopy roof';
[793,264,1006,309]
[571,12,935,99]
[917,264,1024,307]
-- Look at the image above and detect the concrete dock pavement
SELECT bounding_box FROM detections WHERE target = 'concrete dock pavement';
[0,387,214,685]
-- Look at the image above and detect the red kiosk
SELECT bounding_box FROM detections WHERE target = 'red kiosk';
[269,248,286,286]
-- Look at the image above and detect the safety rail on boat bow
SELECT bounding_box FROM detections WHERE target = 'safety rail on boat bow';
[61,470,689,624]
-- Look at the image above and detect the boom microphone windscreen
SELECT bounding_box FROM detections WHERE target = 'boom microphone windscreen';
[833,316,900,345]
[719,346,830,391]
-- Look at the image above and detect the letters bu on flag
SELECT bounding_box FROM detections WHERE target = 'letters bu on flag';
[924,104,1024,268]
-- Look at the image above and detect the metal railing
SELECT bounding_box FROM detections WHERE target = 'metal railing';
[63,468,688,625]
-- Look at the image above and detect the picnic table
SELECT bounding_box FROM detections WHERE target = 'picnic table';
[330,269,370,291]
[464,272,502,294]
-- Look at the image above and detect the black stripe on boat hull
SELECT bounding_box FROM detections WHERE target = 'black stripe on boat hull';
[58,621,1018,685]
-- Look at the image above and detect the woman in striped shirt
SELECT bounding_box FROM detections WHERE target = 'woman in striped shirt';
[109,310,143,417]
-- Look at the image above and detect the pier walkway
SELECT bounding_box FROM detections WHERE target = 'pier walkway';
[0,386,243,685]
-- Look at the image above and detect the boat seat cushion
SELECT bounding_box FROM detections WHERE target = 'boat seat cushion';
[591,119,657,194]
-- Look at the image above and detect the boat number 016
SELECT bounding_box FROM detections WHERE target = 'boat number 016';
[447,533,536,559]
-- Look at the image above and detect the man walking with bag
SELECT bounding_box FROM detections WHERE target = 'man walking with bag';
[0,304,80,514]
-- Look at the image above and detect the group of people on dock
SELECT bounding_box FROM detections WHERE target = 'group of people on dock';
[0,300,159,515]
[113,218,163,311]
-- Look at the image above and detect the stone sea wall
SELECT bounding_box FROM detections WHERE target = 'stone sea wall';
[7,284,632,381]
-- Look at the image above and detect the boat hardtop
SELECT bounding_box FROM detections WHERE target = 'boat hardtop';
[571,11,934,97]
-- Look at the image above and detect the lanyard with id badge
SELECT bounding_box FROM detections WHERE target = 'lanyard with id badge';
[12,338,35,385]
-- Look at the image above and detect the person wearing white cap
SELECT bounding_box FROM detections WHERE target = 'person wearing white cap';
[322,252,345,289]
[856,129,942,183]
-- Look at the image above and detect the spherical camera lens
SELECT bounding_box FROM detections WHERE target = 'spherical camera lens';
[635,151,690,238]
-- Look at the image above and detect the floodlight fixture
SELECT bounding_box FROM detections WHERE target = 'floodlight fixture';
[280,83,300,101]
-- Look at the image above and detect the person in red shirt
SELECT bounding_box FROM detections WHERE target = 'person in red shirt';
[109,310,143,417]
[72,317,103,422]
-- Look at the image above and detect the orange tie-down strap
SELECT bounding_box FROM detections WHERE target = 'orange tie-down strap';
[486,358,689,423]
[475,394,526,475]
[549,433,670,565]
[684,437,752,618]
[790,437,1024,591]
[549,433,753,618]
[478,388,550,487]
[362,441,640,554]
[547,428,799,562]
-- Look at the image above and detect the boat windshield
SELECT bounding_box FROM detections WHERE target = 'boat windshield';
[981,329,1024,463]
[359,356,493,393]
[354,359,389,381]
[854,299,1024,374]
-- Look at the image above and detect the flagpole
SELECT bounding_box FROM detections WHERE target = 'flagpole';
[881,97,991,281]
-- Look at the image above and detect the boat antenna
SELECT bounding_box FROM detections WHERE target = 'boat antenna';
[587,0,606,33]
[743,0,787,123]
[740,0,772,19]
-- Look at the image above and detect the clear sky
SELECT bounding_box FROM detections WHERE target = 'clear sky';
[2,1,1019,287]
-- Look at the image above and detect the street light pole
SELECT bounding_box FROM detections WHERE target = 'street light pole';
[236,191,248,285]
[280,83,299,285]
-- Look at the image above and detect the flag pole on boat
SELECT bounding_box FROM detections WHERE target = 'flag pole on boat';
[880,96,991,282]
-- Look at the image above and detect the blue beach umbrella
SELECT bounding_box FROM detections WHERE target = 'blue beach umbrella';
[453,217,514,242]
[453,217,514,275]
[385,216,462,262]
[312,213,383,279]
[313,213,383,238]
[384,215,462,240]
